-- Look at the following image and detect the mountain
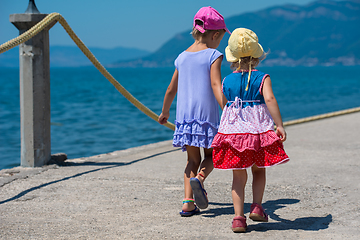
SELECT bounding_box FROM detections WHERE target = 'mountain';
[0,46,150,68]
[113,0,360,67]
[108,33,194,68]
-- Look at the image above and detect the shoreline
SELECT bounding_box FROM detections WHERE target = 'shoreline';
[0,139,175,187]
[2,105,360,173]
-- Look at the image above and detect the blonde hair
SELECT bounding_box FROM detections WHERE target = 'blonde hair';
[229,52,269,91]
[191,20,225,40]
[230,52,269,71]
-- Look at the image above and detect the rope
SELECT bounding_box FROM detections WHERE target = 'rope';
[283,106,360,126]
[0,13,175,131]
[1,13,360,131]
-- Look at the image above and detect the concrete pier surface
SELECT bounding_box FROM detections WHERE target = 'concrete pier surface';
[1,112,359,239]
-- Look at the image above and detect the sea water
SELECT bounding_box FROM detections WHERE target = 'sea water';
[1,66,360,169]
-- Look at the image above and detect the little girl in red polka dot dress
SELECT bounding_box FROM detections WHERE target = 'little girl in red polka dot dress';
[211,28,289,233]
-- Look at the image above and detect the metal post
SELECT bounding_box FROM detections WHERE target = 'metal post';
[25,0,40,14]
[9,1,51,167]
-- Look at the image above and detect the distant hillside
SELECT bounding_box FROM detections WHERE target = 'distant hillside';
[0,46,150,68]
[113,0,360,67]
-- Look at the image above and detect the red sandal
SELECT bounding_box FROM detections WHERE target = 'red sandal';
[232,216,247,233]
[249,203,268,222]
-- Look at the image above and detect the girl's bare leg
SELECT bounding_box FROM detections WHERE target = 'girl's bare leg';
[195,148,214,183]
[232,169,248,217]
[251,165,266,205]
[183,146,201,212]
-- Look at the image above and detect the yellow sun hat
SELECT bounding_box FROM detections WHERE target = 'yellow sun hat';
[225,28,264,62]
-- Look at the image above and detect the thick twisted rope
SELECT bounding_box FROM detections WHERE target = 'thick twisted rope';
[0,13,175,131]
[283,106,360,126]
[1,13,360,130]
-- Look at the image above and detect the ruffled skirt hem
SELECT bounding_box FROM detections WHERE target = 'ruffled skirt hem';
[211,130,280,152]
[173,119,218,151]
[213,140,289,169]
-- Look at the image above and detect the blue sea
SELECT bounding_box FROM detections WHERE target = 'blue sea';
[1,66,360,170]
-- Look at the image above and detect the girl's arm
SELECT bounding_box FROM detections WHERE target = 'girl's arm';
[158,69,178,125]
[210,57,225,109]
[222,93,227,109]
[262,76,287,142]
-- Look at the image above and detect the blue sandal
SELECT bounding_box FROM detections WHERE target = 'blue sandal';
[179,199,200,217]
[190,177,208,209]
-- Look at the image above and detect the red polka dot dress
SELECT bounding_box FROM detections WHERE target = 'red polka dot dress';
[211,70,289,170]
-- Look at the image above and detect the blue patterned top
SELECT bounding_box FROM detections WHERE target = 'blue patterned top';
[222,70,267,108]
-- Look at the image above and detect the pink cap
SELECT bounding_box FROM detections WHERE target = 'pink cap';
[193,6,231,34]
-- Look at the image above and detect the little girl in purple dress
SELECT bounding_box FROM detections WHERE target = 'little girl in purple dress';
[158,6,230,216]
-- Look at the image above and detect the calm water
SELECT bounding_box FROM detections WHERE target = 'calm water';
[1,66,360,169]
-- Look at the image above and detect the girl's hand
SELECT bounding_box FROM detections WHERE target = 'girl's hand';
[276,126,287,142]
[158,112,169,125]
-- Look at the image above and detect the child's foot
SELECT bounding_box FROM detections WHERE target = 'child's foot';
[249,203,268,222]
[190,174,208,209]
[179,199,200,217]
[231,216,247,233]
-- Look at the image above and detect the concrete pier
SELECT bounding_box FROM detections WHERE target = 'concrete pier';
[0,112,359,239]
[10,13,51,167]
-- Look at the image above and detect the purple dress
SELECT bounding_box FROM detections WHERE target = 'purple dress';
[173,48,223,151]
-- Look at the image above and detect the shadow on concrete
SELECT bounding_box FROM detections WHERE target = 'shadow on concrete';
[202,202,241,216]
[202,199,332,232]
[58,148,181,167]
[0,149,179,205]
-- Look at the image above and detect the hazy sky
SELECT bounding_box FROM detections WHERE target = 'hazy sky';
[1,0,318,52]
